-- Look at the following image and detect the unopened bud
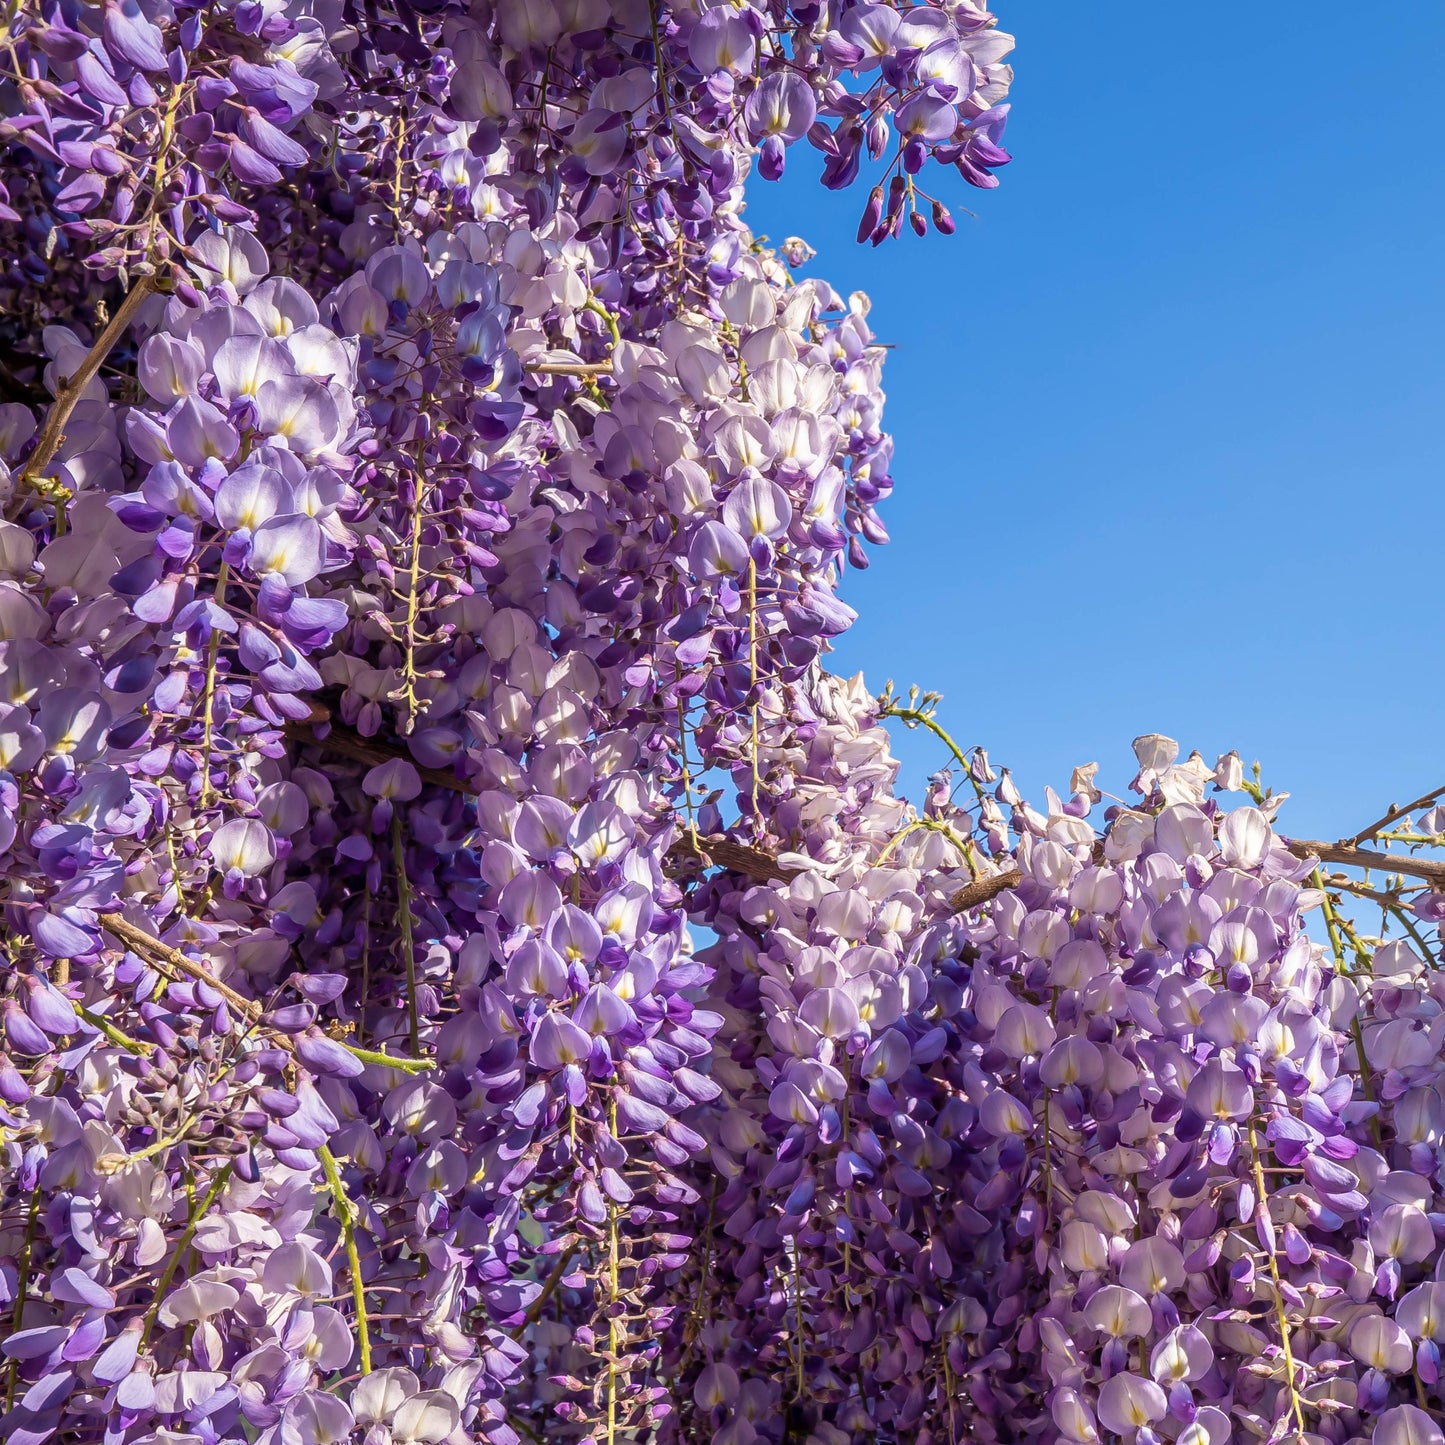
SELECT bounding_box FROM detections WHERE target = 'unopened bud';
[856,185,884,243]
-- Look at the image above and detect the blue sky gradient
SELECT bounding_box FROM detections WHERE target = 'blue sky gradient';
[744,3,1445,841]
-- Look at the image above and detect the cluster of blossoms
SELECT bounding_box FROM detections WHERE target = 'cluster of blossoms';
[1,4,1443,1445]
[671,704,1445,1445]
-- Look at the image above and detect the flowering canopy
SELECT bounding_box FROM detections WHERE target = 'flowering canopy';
[0,4,1442,1445]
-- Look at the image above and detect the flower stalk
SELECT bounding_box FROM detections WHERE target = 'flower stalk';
[319,1144,372,1374]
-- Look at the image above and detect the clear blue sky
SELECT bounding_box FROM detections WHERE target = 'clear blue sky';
[745,3,1445,842]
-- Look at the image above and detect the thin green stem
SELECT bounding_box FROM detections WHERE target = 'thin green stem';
[76,1003,153,1054]
[880,704,988,807]
[747,555,760,820]
[319,1144,371,1374]
[399,456,426,736]
[942,1349,958,1441]
[197,559,230,807]
[792,1250,806,1402]
[606,1097,622,1445]
[391,812,421,1056]
[140,1161,234,1348]
[344,1042,433,1073]
[4,1187,43,1407]
[674,1180,718,1422]
[164,828,190,918]
[508,1243,580,1339]
[875,815,978,874]
[1040,1091,1054,1215]
[647,0,675,131]
[607,1204,620,1445]
[1246,1122,1308,1442]
[676,690,700,851]
[1313,869,1382,1143]
[357,894,372,1047]
[585,296,622,347]
[99,1127,194,1174]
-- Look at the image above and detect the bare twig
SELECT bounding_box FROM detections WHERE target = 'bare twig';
[1315,873,1441,965]
[1345,784,1445,847]
[1285,840,1445,887]
[1319,872,1415,910]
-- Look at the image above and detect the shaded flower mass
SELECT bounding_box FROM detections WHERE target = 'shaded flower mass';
[0,4,1442,1445]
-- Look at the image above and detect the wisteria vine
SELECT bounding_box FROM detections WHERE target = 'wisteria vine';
[0,4,1441,1445]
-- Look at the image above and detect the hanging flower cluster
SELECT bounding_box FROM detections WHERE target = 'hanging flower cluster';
[1,5,1442,1445]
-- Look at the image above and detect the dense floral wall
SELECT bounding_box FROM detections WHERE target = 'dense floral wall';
[0,5,1442,1445]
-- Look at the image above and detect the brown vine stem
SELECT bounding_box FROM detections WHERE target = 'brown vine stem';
[282,716,469,792]
[1319,872,1440,964]
[1321,873,1415,910]
[20,274,159,491]
[508,1242,580,1339]
[527,359,614,377]
[950,868,1023,912]
[1286,839,1445,887]
[285,710,806,887]
[98,912,432,1073]
[669,834,800,884]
